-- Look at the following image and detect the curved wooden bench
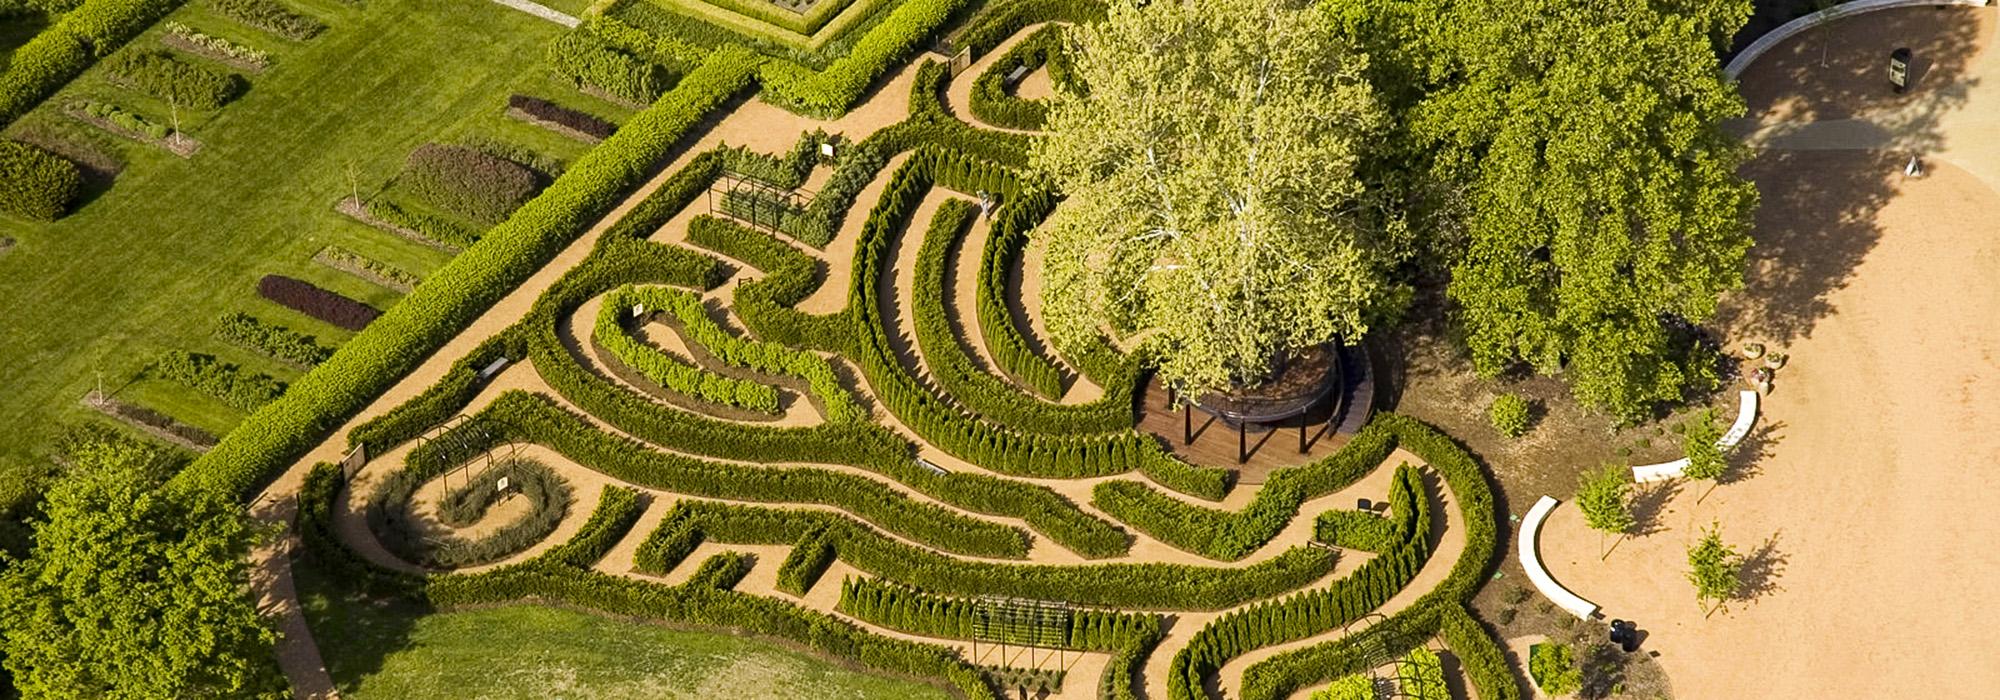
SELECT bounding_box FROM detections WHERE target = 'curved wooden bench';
[1631,390,1759,483]
[1519,496,1599,620]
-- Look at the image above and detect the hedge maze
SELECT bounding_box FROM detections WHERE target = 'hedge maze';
[0,0,1515,694]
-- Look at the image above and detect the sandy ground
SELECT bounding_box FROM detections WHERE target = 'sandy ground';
[1536,9,2000,697]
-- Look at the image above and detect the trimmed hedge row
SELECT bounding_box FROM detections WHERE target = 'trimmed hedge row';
[365,197,480,249]
[478,390,1033,559]
[549,29,672,106]
[1090,424,1398,560]
[1166,462,1434,700]
[662,498,1335,610]
[756,0,966,118]
[207,0,322,40]
[171,48,766,503]
[967,23,1064,130]
[162,21,271,69]
[717,131,829,188]
[973,180,1068,400]
[595,285,783,414]
[773,526,835,595]
[216,311,333,367]
[316,245,421,292]
[684,551,754,589]
[685,214,853,352]
[950,0,1103,57]
[150,349,286,412]
[622,280,867,423]
[345,329,522,452]
[257,274,381,331]
[0,140,82,221]
[105,49,243,110]
[368,456,576,569]
[508,94,618,142]
[401,144,542,226]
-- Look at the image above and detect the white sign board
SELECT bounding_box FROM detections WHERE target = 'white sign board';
[496,476,511,492]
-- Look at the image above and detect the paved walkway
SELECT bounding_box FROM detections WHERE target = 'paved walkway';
[489,0,580,28]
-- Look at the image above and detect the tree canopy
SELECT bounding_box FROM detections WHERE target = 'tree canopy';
[1685,521,1743,617]
[1032,0,1408,398]
[0,441,281,699]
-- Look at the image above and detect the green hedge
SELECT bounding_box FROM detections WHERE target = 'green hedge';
[972,178,1070,400]
[684,551,754,589]
[595,284,783,414]
[622,279,867,422]
[0,0,191,128]
[149,349,286,412]
[207,0,322,41]
[169,48,766,503]
[950,0,1103,57]
[756,0,966,117]
[0,140,82,221]
[368,457,576,569]
[549,29,672,106]
[773,526,835,595]
[967,23,1067,130]
[105,49,244,110]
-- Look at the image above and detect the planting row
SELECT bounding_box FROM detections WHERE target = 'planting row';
[595,285,784,415]
[367,457,576,569]
[150,349,286,412]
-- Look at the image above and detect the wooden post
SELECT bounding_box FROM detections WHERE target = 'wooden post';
[1299,411,1309,454]
[1183,404,1192,445]
[1237,421,1248,464]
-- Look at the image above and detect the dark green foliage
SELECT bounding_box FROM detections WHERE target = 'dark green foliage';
[206,0,321,40]
[149,349,286,412]
[684,552,754,589]
[548,29,671,105]
[400,144,543,226]
[104,49,243,110]
[951,0,1104,56]
[625,281,867,422]
[344,330,523,453]
[755,0,966,117]
[967,24,1069,130]
[774,527,835,595]
[370,458,575,569]
[837,576,1158,652]
[364,197,480,248]
[0,140,81,221]
[508,94,618,141]
[1313,510,1397,553]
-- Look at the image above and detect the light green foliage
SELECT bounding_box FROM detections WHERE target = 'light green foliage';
[1308,675,1375,700]
[1575,463,1635,544]
[1415,0,1758,421]
[1680,408,1726,481]
[1528,641,1581,697]
[0,445,282,699]
[1398,647,1448,700]
[1686,521,1742,616]
[1033,0,1403,398]
[1486,393,1531,437]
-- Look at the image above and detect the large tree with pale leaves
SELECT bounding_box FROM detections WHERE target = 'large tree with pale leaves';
[1031,0,1407,398]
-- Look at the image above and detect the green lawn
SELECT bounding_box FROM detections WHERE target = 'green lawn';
[295,559,957,699]
[0,0,631,474]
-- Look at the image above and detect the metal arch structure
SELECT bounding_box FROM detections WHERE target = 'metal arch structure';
[412,414,523,497]
[970,595,1073,672]
[707,170,814,234]
[1336,612,1442,699]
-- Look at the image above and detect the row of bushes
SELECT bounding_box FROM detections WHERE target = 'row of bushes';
[346,330,522,453]
[1314,509,1396,553]
[967,23,1065,130]
[773,526,835,595]
[364,197,479,249]
[719,184,805,227]
[207,0,322,40]
[72,98,175,141]
[150,349,286,411]
[837,576,1156,651]
[950,0,1103,57]
[401,143,543,226]
[477,391,1034,559]
[755,0,967,117]
[257,274,380,331]
[684,551,754,589]
[0,0,189,128]
[315,245,421,292]
[368,457,576,569]
[507,94,617,142]
[596,286,783,414]
[1090,425,1399,560]
[106,48,243,110]
[162,21,270,69]
[656,498,1335,610]
[717,131,832,188]
[548,29,673,106]
[973,184,1068,399]
[0,140,82,221]
[215,311,333,367]
[170,48,768,503]
[684,214,851,352]
[1166,463,1435,700]
[621,278,867,422]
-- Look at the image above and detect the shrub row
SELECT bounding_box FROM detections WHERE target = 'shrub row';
[507,94,617,141]
[401,143,542,226]
[667,499,1335,610]
[950,0,1103,57]
[257,274,380,331]
[974,186,1068,400]
[1314,510,1397,554]
[773,526,835,595]
[0,140,82,221]
[837,576,1157,651]
[215,311,333,367]
[1435,603,1520,700]
[1091,425,1398,560]
[968,23,1063,130]
[683,214,850,351]
[73,99,172,139]
[344,330,521,453]
[756,0,966,118]
[908,195,1126,435]
[150,349,286,412]
[1398,647,1449,700]
[481,390,1033,559]
[719,184,806,227]
[0,0,187,128]
[364,197,480,249]
[621,280,867,422]
[207,0,322,40]
[684,551,754,589]
[520,485,645,570]
[368,457,576,569]
[717,131,831,188]
[105,48,243,110]
[314,245,421,292]
[171,48,768,503]
[596,285,783,414]
[162,21,270,68]
[1166,463,1435,700]
[548,29,672,106]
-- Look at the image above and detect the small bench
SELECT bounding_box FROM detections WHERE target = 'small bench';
[1519,496,1599,620]
[1631,389,1759,483]
[477,357,511,381]
[1005,65,1031,86]
[916,457,949,476]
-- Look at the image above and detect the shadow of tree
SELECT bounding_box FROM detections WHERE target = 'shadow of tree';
[1733,6,1987,124]
[1628,479,1682,537]
[1735,530,1790,604]
[1720,420,1784,486]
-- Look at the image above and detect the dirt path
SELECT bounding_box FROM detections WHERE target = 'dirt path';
[942,26,1053,135]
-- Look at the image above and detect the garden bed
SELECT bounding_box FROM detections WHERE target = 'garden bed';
[335,196,463,252]
[80,392,217,451]
[63,104,202,158]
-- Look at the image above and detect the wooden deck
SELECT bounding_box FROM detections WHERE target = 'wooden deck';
[1134,345,1379,484]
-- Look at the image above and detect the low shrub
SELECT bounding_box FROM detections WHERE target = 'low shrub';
[314,245,421,292]
[594,285,783,415]
[1313,509,1398,553]
[400,143,542,226]
[369,457,576,569]
[774,526,834,595]
[684,552,754,589]
[73,99,170,139]
[104,49,244,110]
[161,21,270,69]
[968,24,1065,130]
[0,140,82,221]
[150,349,287,411]
[1398,647,1448,700]
[618,279,867,423]
[364,197,480,249]
[256,274,381,331]
[756,0,966,117]
[1488,393,1531,437]
[506,94,617,141]
[1529,641,1581,696]
[548,29,671,106]
[207,0,323,40]
[215,311,333,367]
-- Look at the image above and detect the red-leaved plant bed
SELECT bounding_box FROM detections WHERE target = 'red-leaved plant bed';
[402,143,540,225]
[507,95,617,141]
[258,274,380,331]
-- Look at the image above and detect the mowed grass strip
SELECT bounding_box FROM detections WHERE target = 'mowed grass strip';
[0,0,568,467]
[294,559,957,700]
